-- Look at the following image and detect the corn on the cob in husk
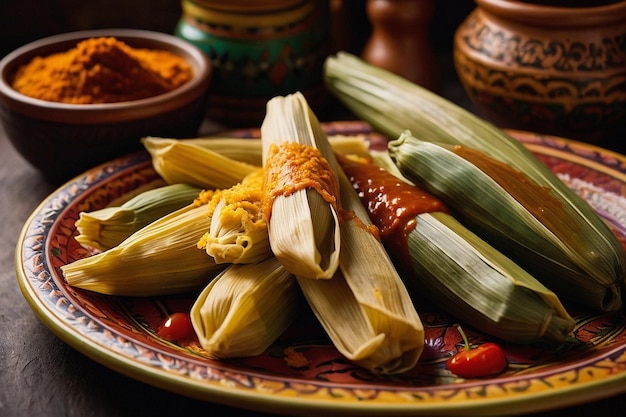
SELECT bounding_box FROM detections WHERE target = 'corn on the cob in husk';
[75,183,201,251]
[339,154,575,343]
[260,92,341,279]
[324,52,625,312]
[262,92,425,374]
[62,203,226,296]
[150,135,372,167]
[197,169,271,265]
[190,257,300,358]
[141,137,259,189]
[389,132,622,312]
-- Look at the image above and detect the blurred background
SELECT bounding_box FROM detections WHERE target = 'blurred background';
[0,0,474,58]
[3,0,626,147]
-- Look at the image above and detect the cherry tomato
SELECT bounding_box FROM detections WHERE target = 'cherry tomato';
[446,325,507,378]
[157,312,195,341]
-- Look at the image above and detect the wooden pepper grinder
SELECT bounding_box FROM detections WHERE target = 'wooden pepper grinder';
[361,0,440,92]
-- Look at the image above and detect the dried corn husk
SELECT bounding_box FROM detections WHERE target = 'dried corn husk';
[339,154,575,343]
[153,135,372,166]
[75,183,201,251]
[324,52,625,312]
[191,257,300,358]
[62,204,225,296]
[197,169,271,264]
[264,92,425,374]
[337,172,424,372]
[141,137,258,189]
[260,92,341,279]
[389,132,622,311]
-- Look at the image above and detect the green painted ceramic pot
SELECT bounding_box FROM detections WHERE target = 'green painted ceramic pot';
[176,0,331,126]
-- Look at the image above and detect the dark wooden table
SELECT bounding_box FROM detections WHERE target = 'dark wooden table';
[3,56,626,417]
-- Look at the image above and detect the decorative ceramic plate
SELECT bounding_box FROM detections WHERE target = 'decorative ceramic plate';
[15,121,626,416]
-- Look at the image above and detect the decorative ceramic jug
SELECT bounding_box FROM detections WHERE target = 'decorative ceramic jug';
[454,0,626,142]
[176,0,331,126]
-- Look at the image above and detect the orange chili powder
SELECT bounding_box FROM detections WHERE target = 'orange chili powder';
[11,37,192,104]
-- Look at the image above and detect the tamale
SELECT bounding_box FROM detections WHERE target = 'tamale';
[62,204,226,296]
[335,171,424,373]
[324,52,625,311]
[75,183,201,251]
[264,92,425,374]
[389,132,622,311]
[260,92,341,279]
[339,154,575,343]
[197,169,271,264]
[190,257,300,358]
[150,135,372,167]
[141,137,258,189]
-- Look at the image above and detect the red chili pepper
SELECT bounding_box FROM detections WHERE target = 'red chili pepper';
[157,312,195,342]
[446,324,507,378]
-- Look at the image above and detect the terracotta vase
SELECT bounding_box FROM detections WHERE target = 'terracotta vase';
[176,0,331,127]
[453,0,626,142]
[361,0,440,92]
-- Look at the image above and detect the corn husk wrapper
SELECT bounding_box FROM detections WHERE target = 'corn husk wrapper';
[340,154,574,343]
[191,257,300,359]
[197,169,271,264]
[75,183,201,251]
[141,137,259,189]
[263,92,425,374]
[157,135,372,167]
[389,132,622,312]
[260,92,341,279]
[341,171,424,372]
[106,178,167,207]
[324,52,625,312]
[297,207,424,373]
[62,204,225,296]
[409,212,574,343]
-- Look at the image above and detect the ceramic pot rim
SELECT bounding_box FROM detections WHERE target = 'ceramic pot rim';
[188,0,304,13]
[181,0,314,28]
[475,0,626,27]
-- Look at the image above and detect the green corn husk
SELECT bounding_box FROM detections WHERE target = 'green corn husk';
[141,137,259,189]
[106,178,167,206]
[62,204,226,296]
[190,257,300,359]
[408,212,575,342]
[154,135,372,167]
[339,155,575,343]
[389,132,622,311]
[260,92,341,279]
[75,183,201,251]
[324,52,625,312]
[197,169,271,265]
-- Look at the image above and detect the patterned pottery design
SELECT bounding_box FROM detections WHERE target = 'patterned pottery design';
[176,0,330,126]
[454,0,626,141]
[15,122,626,416]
